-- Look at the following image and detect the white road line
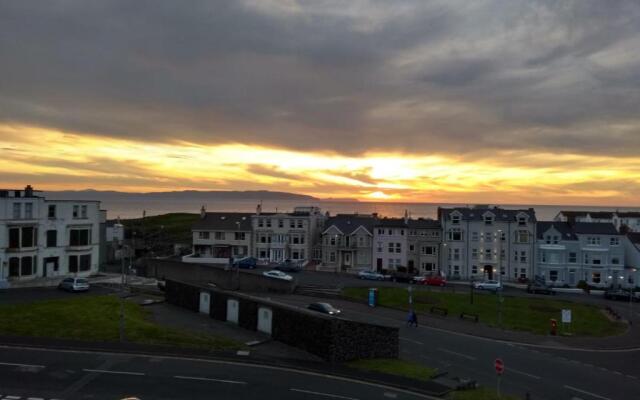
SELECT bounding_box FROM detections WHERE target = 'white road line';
[383,393,398,398]
[436,347,477,360]
[27,398,44,400]
[174,375,247,385]
[400,337,423,345]
[507,367,541,380]
[290,388,359,400]
[612,371,623,375]
[564,385,611,400]
[82,368,145,376]
[0,362,45,369]
[5,396,21,400]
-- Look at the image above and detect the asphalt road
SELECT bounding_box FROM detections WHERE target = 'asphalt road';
[268,294,640,400]
[0,346,435,400]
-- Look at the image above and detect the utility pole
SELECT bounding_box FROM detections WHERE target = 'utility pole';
[119,244,127,342]
[497,229,503,328]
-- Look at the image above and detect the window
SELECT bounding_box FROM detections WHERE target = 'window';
[70,229,90,246]
[214,232,224,240]
[388,229,392,235]
[471,265,478,274]
[291,235,300,244]
[48,205,56,218]
[388,243,394,253]
[611,257,620,265]
[292,251,300,259]
[545,235,551,244]
[47,230,57,247]
[592,257,601,265]
[541,251,547,263]
[376,242,382,252]
[485,248,493,260]
[472,248,478,259]
[549,270,558,281]
[259,250,267,258]
[21,256,34,276]
[258,219,264,228]
[400,230,404,236]
[409,244,414,252]
[568,252,577,263]
[290,219,295,228]
[520,268,527,279]
[266,219,272,228]
[395,243,401,253]
[584,253,590,264]
[81,205,87,218]
[69,255,79,273]
[9,227,20,248]
[330,236,337,246]
[278,219,284,228]
[199,231,210,239]
[520,251,527,263]
[73,205,79,218]
[300,235,305,244]
[21,227,35,247]
[44,257,59,272]
[452,248,461,261]
[448,228,462,241]
[484,215,494,225]
[79,254,91,271]
[25,203,33,219]
[453,265,460,275]
[500,249,505,259]
[421,246,435,255]
[330,252,336,262]
[297,220,303,228]
[378,229,383,235]
[518,216,527,226]
[13,203,21,219]
[451,214,460,224]
[471,231,479,241]
[610,237,620,246]
[235,232,245,241]
[587,237,600,245]
[9,257,19,277]
[422,262,434,271]
[516,230,530,243]
[591,272,601,284]
[514,250,519,262]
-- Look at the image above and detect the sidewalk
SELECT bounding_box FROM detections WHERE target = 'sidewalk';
[3,272,157,289]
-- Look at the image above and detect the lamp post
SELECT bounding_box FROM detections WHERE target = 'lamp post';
[497,229,503,328]
[440,243,447,278]
[630,268,637,326]
[119,243,130,342]
[235,221,241,290]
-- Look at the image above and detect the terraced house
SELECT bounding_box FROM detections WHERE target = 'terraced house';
[438,206,536,281]
[536,222,625,287]
[320,214,376,271]
[0,185,103,287]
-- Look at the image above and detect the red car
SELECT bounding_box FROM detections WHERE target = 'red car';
[424,275,447,287]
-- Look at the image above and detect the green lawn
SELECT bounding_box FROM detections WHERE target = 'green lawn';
[343,287,626,336]
[346,358,437,381]
[0,295,241,350]
[448,387,521,400]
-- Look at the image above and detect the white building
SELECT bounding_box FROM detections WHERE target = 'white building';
[536,222,626,288]
[0,185,102,286]
[183,208,253,264]
[439,206,537,281]
[373,217,409,273]
[252,205,325,263]
[321,214,376,271]
[555,211,640,233]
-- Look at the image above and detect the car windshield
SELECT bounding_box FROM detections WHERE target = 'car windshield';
[76,279,89,284]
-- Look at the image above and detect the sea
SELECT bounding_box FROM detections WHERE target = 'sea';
[102,198,640,222]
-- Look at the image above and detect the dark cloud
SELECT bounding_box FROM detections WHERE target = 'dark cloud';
[0,0,639,157]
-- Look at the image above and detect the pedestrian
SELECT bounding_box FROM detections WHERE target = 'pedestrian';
[411,310,419,327]
[406,310,414,327]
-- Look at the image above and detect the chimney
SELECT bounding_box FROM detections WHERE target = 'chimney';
[24,185,34,197]
[200,205,206,219]
[256,204,262,215]
[403,209,409,224]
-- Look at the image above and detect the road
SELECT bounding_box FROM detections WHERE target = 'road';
[268,294,640,400]
[0,346,435,400]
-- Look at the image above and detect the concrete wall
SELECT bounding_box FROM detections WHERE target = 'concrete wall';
[143,258,295,293]
[165,279,399,362]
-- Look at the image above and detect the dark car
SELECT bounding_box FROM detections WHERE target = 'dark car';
[307,302,341,315]
[274,259,302,272]
[526,282,555,295]
[233,257,258,269]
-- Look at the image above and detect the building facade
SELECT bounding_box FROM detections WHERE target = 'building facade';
[536,222,625,288]
[183,209,253,264]
[0,185,102,286]
[555,211,640,233]
[252,205,325,263]
[373,217,409,273]
[407,218,442,275]
[321,214,376,271]
[439,206,536,281]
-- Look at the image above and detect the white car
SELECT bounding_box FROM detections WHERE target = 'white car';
[474,280,502,291]
[58,277,90,292]
[262,270,293,281]
[358,270,386,280]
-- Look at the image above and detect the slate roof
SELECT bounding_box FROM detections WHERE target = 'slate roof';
[536,221,578,240]
[408,218,441,229]
[558,210,616,224]
[192,212,253,231]
[438,206,536,222]
[572,222,620,236]
[618,212,640,218]
[375,217,408,228]
[628,232,640,245]
[323,214,377,235]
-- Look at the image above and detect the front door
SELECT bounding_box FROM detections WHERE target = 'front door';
[408,260,415,273]
[376,258,383,272]
[484,265,493,280]
[343,252,351,266]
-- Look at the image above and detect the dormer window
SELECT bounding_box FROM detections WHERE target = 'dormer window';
[451,213,461,225]
[484,214,494,225]
[518,216,527,226]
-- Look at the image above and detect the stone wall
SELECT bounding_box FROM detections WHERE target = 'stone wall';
[165,279,398,362]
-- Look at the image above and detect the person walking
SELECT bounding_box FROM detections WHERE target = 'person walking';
[411,310,419,327]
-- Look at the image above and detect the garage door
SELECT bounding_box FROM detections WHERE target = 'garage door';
[226,299,239,324]
[199,292,210,314]
[257,307,273,335]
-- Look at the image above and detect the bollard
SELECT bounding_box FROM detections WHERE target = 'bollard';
[550,318,557,336]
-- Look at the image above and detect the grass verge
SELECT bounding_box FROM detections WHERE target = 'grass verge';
[0,294,242,350]
[343,287,626,336]
[448,387,521,400]
[346,358,437,382]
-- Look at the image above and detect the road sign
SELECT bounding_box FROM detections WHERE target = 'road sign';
[495,358,504,375]
[562,309,572,323]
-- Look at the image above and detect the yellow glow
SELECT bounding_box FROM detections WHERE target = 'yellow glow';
[1,123,640,205]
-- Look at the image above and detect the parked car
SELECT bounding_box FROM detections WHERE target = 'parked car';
[411,276,427,284]
[58,277,90,292]
[424,275,447,287]
[526,282,555,295]
[307,302,342,315]
[233,257,258,269]
[274,259,302,272]
[358,270,386,280]
[262,270,293,281]
[604,289,640,302]
[473,280,502,292]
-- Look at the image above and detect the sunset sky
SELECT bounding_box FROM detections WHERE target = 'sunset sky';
[1,1,639,205]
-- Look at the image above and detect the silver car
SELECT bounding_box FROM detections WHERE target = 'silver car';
[358,270,385,280]
[58,277,90,292]
[474,280,502,292]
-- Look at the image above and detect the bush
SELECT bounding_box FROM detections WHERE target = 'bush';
[577,280,590,293]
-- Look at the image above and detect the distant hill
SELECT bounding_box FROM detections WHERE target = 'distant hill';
[42,189,319,202]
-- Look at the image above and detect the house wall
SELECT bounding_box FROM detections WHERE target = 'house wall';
[373,227,408,272]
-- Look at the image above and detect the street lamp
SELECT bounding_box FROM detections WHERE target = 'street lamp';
[496,229,503,328]
[630,268,637,326]
[119,243,131,342]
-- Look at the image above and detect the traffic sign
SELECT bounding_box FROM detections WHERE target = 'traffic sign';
[562,309,572,323]
[495,358,504,374]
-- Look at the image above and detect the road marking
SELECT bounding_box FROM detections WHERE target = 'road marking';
[27,398,44,400]
[400,337,423,345]
[564,385,611,400]
[236,350,250,356]
[437,347,477,360]
[82,368,145,376]
[383,393,398,398]
[174,375,247,385]
[507,367,541,380]
[290,388,359,400]
[0,362,45,369]
[612,371,623,375]
[5,396,21,400]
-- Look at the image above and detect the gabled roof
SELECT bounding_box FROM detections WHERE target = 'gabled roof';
[438,206,536,222]
[193,212,253,231]
[375,217,408,228]
[323,214,376,235]
[557,210,616,224]
[619,212,640,218]
[627,232,640,245]
[536,221,577,240]
[407,218,441,229]
[573,222,620,236]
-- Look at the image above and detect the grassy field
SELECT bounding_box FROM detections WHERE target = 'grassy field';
[343,287,626,336]
[0,295,241,350]
[346,358,438,381]
[447,387,521,400]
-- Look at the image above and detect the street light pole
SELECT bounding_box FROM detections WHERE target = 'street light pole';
[497,229,503,328]
[630,268,636,326]
[119,244,128,342]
